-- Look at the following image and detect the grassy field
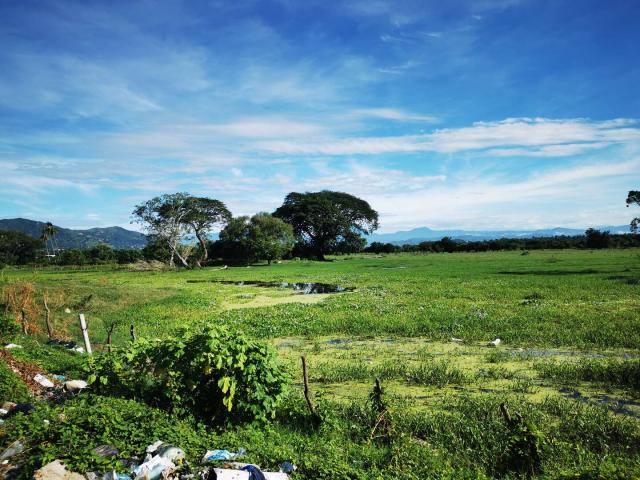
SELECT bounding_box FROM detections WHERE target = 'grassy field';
[1,249,640,478]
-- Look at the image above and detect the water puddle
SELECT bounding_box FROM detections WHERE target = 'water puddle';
[559,388,640,417]
[187,279,354,294]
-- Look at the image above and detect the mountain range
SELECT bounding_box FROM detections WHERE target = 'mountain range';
[0,218,148,249]
[366,225,631,245]
[1,218,631,250]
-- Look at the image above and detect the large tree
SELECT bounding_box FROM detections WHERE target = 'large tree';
[132,193,193,267]
[273,190,379,260]
[183,197,231,266]
[627,190,640,233]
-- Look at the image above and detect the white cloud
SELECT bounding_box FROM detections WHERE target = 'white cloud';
[257,117,640,155]
[350,108,439,123]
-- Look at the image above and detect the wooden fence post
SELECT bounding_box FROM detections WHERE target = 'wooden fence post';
[43,296,54,339]
[78,313,92,354]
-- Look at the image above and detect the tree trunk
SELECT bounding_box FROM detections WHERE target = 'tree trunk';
[43,296,53,339]
[106,324,115,352]
[21,309,28,334]
[195,231,208,267]
[169,239,190,268]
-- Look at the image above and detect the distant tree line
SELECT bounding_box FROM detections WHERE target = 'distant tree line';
[365,229,640,254]
[2,188,639,267]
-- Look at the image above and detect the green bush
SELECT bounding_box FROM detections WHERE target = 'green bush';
[0,312,20,340]
[0,361,30,403]
[85,324,289,424]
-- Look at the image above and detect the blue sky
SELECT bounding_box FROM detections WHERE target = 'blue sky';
[1,0,639,232]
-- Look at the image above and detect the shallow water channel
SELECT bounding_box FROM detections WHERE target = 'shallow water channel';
[187,279,354,294]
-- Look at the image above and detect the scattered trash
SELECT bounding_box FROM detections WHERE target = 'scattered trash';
[451,338,464,343]
[212,468,289,480]
[133,442,185,480]
[202,448,246,462]
[1,402,17,412]
[73,347,85,353]
[64,307,72,313]
[0,441,23,463]
[133,455,175,480]
[92,445,119,458]
[48,339,78,349]
[34,373,55,388]
[488,338,502,347]
[0,409,8,416]
[43,419,50,426]
[53,374,66,381]
[4,344,22,349]
[146,441,164,455]
[4,403,33,419]
[64,380,88,392]
[33,460,85,480]
[279,461,297,474]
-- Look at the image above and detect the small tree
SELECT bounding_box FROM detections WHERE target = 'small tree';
[627,190,640,233]
[585,228,611,249]
[249,213,295,264]
[217,214,294,264]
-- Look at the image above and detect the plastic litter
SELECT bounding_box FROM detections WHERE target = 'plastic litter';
[133,455,175,480]
[242,464,266,480]
[451,338,464,343]
[53,374,66,381]
[102,472,131,480]
[488,338,502,347]
[65,307,72,313]
[279,462,297,474]
[64,380,89,392]
[202,448,246,462]
[0,441,23,462]
[92,445,119,458]
[212,469,289,480]
[4,343,22,349]
[73,347,85,353]
[34,373,55,388]
[133,442,185,480]
[0,409,8,416]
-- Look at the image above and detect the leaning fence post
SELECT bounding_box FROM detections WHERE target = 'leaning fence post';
[78,313,93,354]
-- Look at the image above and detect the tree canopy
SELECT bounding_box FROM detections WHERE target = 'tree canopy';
[627,190,640,233]
[273,190,378,260]
[132,193,192,267]
[183,197,231,266]
[0,230,42,266]
[215,213,294,264]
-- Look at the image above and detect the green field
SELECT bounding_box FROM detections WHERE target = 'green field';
[2,249,640,478]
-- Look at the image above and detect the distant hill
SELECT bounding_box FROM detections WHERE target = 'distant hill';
[367,225,631,245]
[0,218,147,249]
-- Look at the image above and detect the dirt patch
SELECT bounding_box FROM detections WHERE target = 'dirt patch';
[0,349,49,393]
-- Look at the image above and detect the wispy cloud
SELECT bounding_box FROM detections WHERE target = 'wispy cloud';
[349,108,439,123]
[258,118,640,155]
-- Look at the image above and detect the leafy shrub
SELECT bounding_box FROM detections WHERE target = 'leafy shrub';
[85,324,289,424]
[0,312,20,340]
[0,360,30,403]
